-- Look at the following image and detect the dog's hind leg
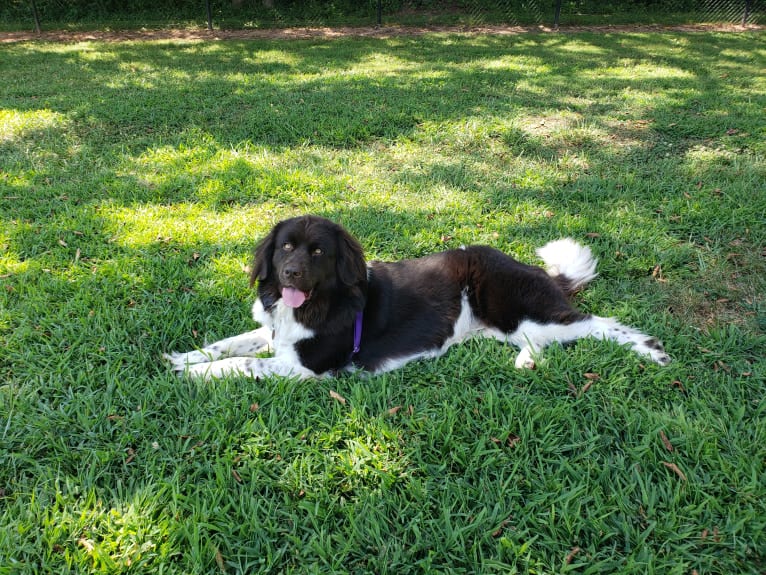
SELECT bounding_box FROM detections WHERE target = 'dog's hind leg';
[500,316,670,368]
[587,316,671,365]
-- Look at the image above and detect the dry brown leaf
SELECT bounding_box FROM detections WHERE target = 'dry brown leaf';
[671,380,686,392]
[565,546,581,564]
[231,469,242,483]
[125,447,136,464]
[507,434,521,448]
[78,537,95,552]
[581,381,593,394]
[660,430,674,452]
[662,461,687,481]
[584,372,600,380]
[492,516,513,538]
[214,546,226,573]
[249,403,259,412]
[387,405,402,416]
[329,390,347,405]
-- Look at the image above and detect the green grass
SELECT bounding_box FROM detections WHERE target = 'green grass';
[1,31,765,574]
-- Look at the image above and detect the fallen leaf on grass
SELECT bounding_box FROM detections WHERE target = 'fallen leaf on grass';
[662,461,687,481]
[565,546,581,564]
[660,430,674,452]
[671,380,686,392]
[78,537,96,552]
[125,447,136,464]
[329,390,347,405]
[583,372,600,380]
[386,405,402,416]
[581,381,593,394]
[492,515,513,537]
[231,469,242,483]
[214,546,226,573]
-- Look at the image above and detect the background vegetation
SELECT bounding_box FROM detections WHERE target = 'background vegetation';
[2,0,763,31]
[1,29,765,573]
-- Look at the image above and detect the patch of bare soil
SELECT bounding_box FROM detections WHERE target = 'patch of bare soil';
[1,23,761,43]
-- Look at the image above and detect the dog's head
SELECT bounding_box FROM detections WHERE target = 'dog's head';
[251,215,367,311]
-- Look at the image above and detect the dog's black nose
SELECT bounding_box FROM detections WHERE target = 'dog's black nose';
[281,266,303,279]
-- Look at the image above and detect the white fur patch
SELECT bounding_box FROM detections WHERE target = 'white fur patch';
[166,298,317,380]
[483,314,670,368]
[536,238,598,290]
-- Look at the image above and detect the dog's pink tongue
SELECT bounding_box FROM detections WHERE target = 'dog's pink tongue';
[281,287,307,308]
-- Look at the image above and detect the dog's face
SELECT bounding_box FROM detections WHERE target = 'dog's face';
[251,216,366,310]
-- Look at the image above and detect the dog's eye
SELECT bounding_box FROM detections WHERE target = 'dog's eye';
[282,242,293,252]
[312,248,323,256]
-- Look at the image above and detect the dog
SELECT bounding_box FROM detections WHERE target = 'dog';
[165,215,670,379]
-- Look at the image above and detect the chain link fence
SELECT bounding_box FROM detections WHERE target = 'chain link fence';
[3,0,763,32]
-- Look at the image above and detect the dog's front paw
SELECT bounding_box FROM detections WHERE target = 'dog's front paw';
[163,350,210,374]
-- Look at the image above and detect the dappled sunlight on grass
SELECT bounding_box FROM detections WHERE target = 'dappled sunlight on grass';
[0,109,70,143]
[241,409,410,499]
[31,483,175,571]
[97,201,271,248]
[583,62,695,81]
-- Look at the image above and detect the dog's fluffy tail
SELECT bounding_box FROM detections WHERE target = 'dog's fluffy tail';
[536,238,598,295]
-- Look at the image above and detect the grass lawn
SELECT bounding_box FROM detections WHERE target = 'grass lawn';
[1,30,765,574]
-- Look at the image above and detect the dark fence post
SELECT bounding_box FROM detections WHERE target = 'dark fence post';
[30,0,41,33]
[377,0,382,27]
[742,0,752,25]
[206,0,213,30]
[553,0,562,28]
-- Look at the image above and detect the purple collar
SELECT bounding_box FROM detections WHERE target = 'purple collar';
[351,311,363,357]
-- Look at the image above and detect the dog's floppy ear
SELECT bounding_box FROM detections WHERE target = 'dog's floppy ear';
[336,226,367,287]
[250,223,279,287]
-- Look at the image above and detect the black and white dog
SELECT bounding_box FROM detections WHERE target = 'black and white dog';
[165,215,670,379]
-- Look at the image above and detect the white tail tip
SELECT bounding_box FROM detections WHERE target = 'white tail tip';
[536,238,598,291]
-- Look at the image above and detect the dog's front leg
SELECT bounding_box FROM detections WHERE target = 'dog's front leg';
[182,356,316,381]
[163,326,273,370]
